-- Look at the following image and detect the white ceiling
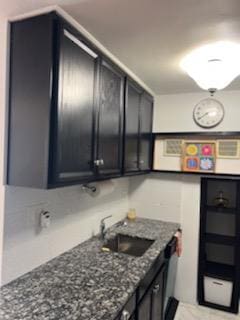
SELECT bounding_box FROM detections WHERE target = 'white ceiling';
[1,0,240,94]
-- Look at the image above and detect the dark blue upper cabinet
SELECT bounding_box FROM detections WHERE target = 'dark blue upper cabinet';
[139,92,154,172]
[8,13,55,188]
[124,80,142,174]
[7,12,153,189]
[52,25,98,184]
[97,60,124,178]
[124,79,153,175]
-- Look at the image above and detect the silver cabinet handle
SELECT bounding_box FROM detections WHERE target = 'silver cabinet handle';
[94,159,103,167]
[94,159,104,166]
[94,160,100,166]
[153,284,160,294]
[121,309,130,320]
[139,160,145,164]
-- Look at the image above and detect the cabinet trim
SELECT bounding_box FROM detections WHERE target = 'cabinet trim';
[64,29,98,58]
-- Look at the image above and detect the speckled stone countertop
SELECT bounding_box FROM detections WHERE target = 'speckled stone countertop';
[0,218,179,320]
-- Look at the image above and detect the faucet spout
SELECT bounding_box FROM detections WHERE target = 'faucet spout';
[100,215,112,240]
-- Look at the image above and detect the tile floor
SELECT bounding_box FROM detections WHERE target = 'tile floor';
[174,303,240,320]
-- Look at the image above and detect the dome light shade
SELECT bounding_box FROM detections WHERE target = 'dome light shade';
[180,41,240,91]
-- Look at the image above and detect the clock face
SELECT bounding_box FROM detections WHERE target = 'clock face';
[193,98,224,128]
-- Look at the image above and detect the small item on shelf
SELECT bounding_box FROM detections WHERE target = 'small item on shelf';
[214,191,229,208]
[127,208,136,220]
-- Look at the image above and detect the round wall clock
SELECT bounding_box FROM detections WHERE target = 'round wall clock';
[193,98,225,128]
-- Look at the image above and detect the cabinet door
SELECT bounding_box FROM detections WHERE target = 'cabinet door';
[139,93,153,171]
[124,80,141,174]
[54,27,98,183]
[151,264,167,320]
[137,289,152,320]
[97,60,124,177]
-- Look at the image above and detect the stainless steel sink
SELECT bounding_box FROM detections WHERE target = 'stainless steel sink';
[102,234,155,257]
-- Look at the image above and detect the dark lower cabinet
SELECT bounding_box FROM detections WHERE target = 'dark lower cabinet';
[138,292,151,320]
[116,239,178,320]
[151,264,166,320]
[124,79,153,175]
[138,263,166,320]
[116,253,166,320]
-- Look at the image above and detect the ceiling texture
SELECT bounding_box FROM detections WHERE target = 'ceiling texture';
[1,0,240,94]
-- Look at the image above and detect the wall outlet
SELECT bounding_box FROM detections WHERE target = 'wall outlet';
[40,210,51,228]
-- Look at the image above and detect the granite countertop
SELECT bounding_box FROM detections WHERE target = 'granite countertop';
[0,218,179,320]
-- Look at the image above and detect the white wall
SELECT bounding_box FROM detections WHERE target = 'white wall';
[129,89,240,305]
[129,173,201,305]
[2,178,129,285]
[129,173,182,223]
[0,16,8,286]
[154,90,240,132]
[174,175,201,304]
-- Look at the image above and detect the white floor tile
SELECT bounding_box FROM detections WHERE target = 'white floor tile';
[174,303,240,320]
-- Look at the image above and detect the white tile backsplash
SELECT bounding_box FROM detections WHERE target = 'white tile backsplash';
[0,171,220,309]
[2,177,129,285]
[129,173,182,223]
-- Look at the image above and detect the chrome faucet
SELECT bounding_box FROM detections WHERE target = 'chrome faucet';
[100,215,112,240]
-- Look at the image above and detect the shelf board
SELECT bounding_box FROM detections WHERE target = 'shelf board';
[205,205,237,214]
[153,131,240,137]
[151,170,240,178]
[205,261,235,281]
[205,233,236,245]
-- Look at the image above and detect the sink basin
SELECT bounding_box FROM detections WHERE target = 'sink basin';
[102,234,154,257]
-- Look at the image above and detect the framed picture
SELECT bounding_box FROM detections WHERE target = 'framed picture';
[182,141,216,173]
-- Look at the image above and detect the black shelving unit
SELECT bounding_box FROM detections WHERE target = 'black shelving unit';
[205,205,237,214]
[198,178,240,314]
[205,262,234,281]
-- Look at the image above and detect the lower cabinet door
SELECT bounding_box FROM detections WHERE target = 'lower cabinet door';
[151,263,167,320]
[137,262,167,320]
[137,289,152,320]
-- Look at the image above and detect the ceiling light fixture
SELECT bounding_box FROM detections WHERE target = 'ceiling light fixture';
[180,41,240,95]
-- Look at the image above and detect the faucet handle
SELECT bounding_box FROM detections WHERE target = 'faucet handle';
[101,215,112,224]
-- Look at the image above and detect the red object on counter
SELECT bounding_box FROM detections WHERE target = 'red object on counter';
[174,230,182,257]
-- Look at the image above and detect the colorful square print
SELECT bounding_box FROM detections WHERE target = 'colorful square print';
[182,140,216,172]
[184,157,199,170]
[201,144,213,156]
[186,144,199,156]
[199,157,215,171]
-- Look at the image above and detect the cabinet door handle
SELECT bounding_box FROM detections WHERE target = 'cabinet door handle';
[94,160,100,166]
[121,309,130,320]
[100,159,104,165]
[153,284,160,294]
[139,160,144,164]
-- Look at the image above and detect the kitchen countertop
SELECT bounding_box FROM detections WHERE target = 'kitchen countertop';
[0,218,179,320]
